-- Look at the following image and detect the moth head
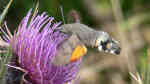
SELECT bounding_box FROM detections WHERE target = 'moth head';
[96,32,121,55]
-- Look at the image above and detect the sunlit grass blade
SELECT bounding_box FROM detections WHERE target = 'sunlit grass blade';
[129,72,143,84]
[129,47,150,84]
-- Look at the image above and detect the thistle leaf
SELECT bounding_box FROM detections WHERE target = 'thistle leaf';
[0,0,13,26]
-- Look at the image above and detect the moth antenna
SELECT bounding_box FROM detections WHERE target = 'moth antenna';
[60,5,66,24]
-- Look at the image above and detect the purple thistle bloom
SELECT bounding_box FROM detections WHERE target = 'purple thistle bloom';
[6,9,81,84]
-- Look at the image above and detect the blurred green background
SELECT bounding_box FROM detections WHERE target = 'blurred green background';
[1,0,150,84]
[0,0,95,30]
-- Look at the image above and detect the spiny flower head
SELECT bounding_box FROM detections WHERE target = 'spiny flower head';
[4,9,82,84]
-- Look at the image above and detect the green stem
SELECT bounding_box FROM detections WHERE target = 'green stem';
[0,47,12,84]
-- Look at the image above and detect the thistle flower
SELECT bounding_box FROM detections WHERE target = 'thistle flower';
[1,9,83,84]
